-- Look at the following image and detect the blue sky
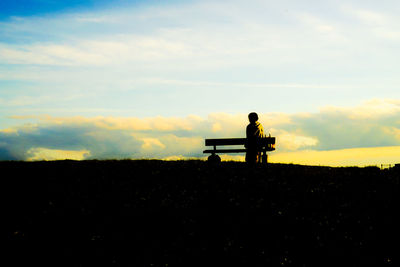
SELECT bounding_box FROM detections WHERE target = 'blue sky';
[1,0,400,165]
[0,0,147,19]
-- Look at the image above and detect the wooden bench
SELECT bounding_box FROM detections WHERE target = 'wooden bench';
[203,137,276,163]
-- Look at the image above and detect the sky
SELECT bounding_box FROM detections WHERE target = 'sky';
[1,0,400,166]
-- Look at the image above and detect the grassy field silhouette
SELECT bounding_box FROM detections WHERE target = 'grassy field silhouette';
[5,160,398,265]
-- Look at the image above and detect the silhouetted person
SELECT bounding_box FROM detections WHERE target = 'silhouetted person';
[245,112,264,164]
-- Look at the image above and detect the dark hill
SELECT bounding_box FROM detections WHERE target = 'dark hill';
[4,160,399,266]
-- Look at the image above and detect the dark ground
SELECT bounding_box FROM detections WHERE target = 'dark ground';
[4,160,399,266]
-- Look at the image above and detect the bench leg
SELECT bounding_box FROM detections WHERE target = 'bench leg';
[208,154,221,163]
[262,152,268,164]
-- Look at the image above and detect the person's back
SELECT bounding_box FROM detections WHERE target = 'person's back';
[245,112,264,164]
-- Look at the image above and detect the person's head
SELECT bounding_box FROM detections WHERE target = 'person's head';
[248,112,258,123]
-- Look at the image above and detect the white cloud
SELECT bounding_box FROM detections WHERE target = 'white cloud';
[342,6,400,41]
[351,9,388,25]
[0,42,108,66]
[26,147,90,161]
[141,138,166,150]
[0,95,54,107]
[320,99,400,120]
[212,123,223,132]
[296,13,337,33]
[273,130,318,151]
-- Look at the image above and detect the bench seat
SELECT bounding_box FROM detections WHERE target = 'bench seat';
[203,149,247,154]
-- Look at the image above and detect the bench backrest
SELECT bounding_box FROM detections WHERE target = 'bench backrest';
[205,138,246,146]
[205,137,276,147]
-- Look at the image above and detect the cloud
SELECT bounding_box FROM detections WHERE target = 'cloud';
[26,147,90,161]
[0,115,207,161]
[141,138,166,150]
[296,13,337,34]
[322,99,400,119]
[0,119,144,160]
[1,99,400,166]
[273,130,318,150]
[0,42,110,66]
[296,99,400,150]
[349,9,388,26]
[342,5,400,41]
[0,128,18,134]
